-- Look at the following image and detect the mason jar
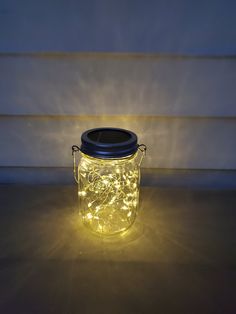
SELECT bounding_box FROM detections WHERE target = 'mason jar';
[72,128,146,236]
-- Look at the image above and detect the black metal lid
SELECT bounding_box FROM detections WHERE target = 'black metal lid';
[80,127,138,158]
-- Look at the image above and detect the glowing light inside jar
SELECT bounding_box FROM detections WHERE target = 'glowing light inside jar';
[78,153,140,235]
[72,127,146,237]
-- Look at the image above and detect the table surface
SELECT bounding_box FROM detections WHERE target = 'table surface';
[0,185,235,314]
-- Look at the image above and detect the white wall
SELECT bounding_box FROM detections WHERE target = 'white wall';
[0,0,235,186]
[1,0,236,54]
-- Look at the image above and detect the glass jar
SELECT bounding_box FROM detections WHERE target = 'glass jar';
[72,128,146,236]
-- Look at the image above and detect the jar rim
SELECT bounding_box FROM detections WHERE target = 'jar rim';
[80,151,138,162]
[80,127,138,159]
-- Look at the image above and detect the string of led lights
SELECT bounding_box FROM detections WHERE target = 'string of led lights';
[78,152,141,235]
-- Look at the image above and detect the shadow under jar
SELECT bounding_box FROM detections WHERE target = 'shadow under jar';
[72,128,146,236]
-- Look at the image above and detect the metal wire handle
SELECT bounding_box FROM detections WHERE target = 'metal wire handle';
[72,143,147,182]
[72,145,81,184]
[138,144,147,154]
[137,144,147,166]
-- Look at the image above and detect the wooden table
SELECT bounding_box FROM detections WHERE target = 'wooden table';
[0,185,235,313]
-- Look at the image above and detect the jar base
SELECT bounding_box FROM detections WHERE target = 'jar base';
[82,214,137,237]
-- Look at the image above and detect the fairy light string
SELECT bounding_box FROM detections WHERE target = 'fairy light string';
[78,152,141,235]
